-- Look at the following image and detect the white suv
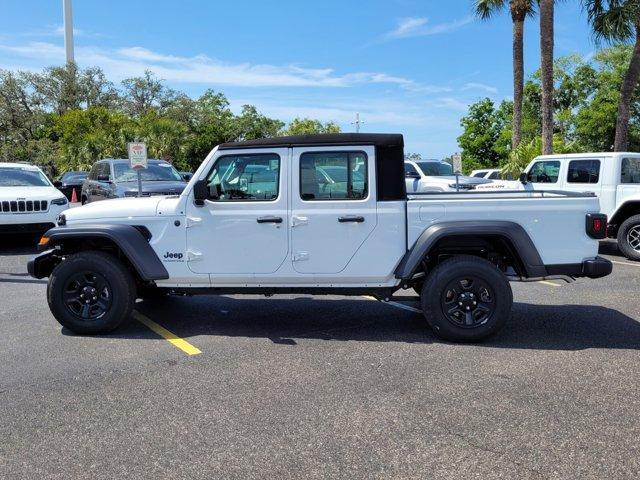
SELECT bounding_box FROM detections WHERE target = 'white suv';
[0,163,69,239]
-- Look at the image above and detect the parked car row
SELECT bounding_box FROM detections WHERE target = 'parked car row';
[0,160,192,241]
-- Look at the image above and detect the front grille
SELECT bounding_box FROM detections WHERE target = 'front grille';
[0,200,48,213]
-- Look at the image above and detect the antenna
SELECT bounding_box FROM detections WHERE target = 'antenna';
[351,113,365,133]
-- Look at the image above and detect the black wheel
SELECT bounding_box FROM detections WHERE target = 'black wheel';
[81,196,87,205]
[421,255,512,342]
[47,251,136,334]
[617,214,640,261]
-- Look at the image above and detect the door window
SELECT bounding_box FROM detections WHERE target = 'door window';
[527,161,560,183]
[488,171,500,180]
[405,163,419,176]
[300,151,367,200]
[567,160,600,183]
[621,158,640,183]
[204,153,280,201]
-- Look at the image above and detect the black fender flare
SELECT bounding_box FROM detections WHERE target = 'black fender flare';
[394,220,547,280]
[28,224,169,281]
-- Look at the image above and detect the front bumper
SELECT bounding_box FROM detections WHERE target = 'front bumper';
[545,256,613,279]
[0,222,55,235]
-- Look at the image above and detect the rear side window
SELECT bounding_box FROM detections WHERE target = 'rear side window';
[621,158,640,184]
[205,153,280,201]
[567,160,600,183]
[488,171,500,180]
[527,161,560,183]
[300,151,367,201]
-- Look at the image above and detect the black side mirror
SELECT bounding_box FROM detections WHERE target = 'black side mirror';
[182,173,193,181]
[519,172,528,184]
[405,172,421,179]
[53,180,62,188]
[193,179,209,206]
[97,174,111,183]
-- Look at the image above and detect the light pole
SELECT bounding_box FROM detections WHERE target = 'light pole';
[63,0,74,64]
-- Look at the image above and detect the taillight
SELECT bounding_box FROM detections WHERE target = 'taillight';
[586,213,607,239]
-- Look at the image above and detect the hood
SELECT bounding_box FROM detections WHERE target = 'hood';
[0,186,63,200]
[65,196,164,222]
[117,180,186,194]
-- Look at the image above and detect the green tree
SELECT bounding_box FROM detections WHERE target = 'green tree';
[283,117,341,135]
[457,98,510,172]
[473,0,536,149]
[583,0,640,150]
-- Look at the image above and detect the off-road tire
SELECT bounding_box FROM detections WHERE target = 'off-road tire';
[421,255,512,342]
[47,251,136,334]
[617,214,640,261]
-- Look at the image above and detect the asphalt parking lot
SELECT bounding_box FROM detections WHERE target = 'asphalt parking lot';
[0,240,639,479]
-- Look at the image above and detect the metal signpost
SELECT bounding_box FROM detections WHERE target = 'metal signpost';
[127,142,148,197]
[452,153,462,192]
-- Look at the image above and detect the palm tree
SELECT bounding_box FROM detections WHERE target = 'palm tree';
[584,0,640,151]
[474,1,536,150]
[539,0,555,154]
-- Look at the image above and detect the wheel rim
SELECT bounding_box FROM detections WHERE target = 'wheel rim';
[63,271,112,321]
[627,225,640,252]
[440,275,495,329]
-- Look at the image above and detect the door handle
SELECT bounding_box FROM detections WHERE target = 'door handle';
[257,216,283,224]
[338,216,365,223]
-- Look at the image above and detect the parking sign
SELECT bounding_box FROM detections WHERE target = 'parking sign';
[128,142,147,170]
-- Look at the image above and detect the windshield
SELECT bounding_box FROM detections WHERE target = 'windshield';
[61,172,87,182]
[0,167,50,187]
[416,161,453,176]
[113,162,183,182]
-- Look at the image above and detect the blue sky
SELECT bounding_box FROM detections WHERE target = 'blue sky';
[0,1,597,157]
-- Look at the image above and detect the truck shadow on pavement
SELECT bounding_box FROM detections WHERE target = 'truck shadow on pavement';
[100,295,640,352]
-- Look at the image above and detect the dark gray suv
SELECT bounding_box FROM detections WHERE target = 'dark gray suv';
[81,159,188,204]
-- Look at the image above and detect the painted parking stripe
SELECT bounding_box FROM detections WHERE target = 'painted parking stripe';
[611,259,640,268]
[363,296,422,314]
[538,280,561,287]
[133,311,202,356]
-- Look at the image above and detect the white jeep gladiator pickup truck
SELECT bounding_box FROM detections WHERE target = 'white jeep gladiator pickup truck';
[28,134,612,342]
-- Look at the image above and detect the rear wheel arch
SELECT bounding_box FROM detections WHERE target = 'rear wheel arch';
[395,221,546,283]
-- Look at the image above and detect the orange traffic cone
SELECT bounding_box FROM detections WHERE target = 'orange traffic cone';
[71,188,78,203]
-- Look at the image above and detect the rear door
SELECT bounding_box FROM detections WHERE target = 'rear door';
[290,146,377,274]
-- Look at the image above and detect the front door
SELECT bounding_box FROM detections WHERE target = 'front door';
[290,146,377,274]
[186,148,289,275]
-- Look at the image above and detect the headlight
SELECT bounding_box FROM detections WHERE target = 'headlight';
[51,197,68,205]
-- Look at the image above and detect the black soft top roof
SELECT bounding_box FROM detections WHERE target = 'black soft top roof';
[219,133,404,150]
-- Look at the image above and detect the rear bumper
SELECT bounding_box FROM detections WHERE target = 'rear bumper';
[545,256,613,279]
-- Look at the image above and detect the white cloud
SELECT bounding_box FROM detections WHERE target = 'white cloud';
[384,16,473,40]
[462,82,498,94]
[429,97,470,112]
[0,41,423,89]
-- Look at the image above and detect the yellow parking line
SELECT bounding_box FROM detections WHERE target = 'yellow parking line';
[133,311,202,356]
[538,280,561,287]
[611,260,640,268]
